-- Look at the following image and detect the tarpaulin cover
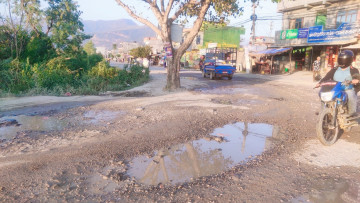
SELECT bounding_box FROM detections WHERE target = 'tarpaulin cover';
[250,48,291,56]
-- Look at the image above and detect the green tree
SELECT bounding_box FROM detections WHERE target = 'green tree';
[112,43,117,51]
[24,32,55,64]
[1,0,29,58]
[84,40,97,55]
[0,0,90,58]
[130,46,152,59]
[116,0,281,90]
[20,0,43,37]
[45,0,90,55]
[115,0,242,90]
[0,25,12,60]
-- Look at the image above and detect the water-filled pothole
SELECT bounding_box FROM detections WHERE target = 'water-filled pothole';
[0,115,67,140]
[292,179,359,203]
[127,122,281,186]
[194,86,265,96]
[83,110,124,125]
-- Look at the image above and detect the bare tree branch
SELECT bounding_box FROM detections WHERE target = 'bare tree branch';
[21,0,40,37]
[45,19,53,36]
[178,0,211,54]
[164,0,174,19]
[168,0,200,23]
[115,0,161,36]
[148,1,164,23]
[160,0,165,14]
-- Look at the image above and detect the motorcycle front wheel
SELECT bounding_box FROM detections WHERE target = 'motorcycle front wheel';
[316,107,340,146]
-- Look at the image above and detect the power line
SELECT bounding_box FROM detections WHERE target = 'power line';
[229,10,355,27]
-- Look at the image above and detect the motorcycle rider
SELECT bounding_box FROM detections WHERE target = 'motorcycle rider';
[316,50,360,117]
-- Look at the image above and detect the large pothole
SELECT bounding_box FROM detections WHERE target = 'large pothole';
[126,122,283,186]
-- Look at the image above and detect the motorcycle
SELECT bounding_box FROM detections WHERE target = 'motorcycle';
[316,81,359,146]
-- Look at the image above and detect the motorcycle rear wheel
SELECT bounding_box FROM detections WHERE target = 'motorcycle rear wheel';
[316,108,340,146]
[202,70,206,78]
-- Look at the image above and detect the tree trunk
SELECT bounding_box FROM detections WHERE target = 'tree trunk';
[165,52,182,90]
[14,32,19,58]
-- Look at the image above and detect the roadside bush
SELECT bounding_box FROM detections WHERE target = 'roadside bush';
[83,61,149,93]
[0,58,150,96]
[24,34,56,64]
[87,53,103,69]
[0,59,34,93]
[32,58,74,89]
[88,60,117,78]
[85,60,123,92]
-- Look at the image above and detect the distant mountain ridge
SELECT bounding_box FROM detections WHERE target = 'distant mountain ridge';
[82,19,156,49]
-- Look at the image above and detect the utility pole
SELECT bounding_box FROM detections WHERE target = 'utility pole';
[251,0,258,45]
[269,21,273,37]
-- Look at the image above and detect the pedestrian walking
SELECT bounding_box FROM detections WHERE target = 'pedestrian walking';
[313,56,321,81]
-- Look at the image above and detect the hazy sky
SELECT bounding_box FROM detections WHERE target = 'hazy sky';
[0,0,282,44]
[75,0,282,42]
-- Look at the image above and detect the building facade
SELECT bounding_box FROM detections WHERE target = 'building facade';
[274,0,360,72]
[118,42,141,54]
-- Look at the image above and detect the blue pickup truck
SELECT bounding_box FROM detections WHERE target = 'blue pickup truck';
[202,47,237,80]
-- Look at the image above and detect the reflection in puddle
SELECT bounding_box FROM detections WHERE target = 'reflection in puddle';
[194,86,263,96]
[127,122,280,185]
[195,87,248,95]
[83,110,124,124]
[292,179,360,203]
[0,115,67,140]
[180,77,197,80]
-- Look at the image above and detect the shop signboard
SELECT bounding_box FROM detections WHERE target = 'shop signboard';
[308,23,360,43]
[171,24,183,43]
[280,30,286,40]
[286,29,298,39]
[208,43,218,48]
[164,42,172,57]
[298,28,309,38]
[280,29,298,39]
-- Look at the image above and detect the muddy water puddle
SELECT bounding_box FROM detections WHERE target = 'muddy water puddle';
[127,122,281,186]
[83,110,124,125]
[0,110,124,140]
[0,115,67,140]
[194,86,264,96]
[292,179,360,203]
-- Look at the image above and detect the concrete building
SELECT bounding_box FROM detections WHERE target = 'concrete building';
[118,42,141,54]
[271,0,360,72]
[143,37,164,54]
[95,47,107,56]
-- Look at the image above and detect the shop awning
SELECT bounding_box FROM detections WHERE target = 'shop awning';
[341,43,360,49]
[249,47,292,57]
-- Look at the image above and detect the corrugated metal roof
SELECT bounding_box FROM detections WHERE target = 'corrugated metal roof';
[342,43,360,49]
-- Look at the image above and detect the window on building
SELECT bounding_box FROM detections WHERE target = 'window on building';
[295,18,303,29]
[315,13,326,27]
[196,35,201,45]
[336,9,358,27]
[290,18,303,29]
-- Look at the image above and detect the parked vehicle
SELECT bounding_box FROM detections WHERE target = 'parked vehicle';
[202,47,237,80]
[316,81,359,145]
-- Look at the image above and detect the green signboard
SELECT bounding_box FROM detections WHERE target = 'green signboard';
[286,29,298,39]
[280,29,299,39]
[315,14,326,27]
[203,26,245,48]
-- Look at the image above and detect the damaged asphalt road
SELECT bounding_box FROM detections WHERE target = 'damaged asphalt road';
[0,67,360,202]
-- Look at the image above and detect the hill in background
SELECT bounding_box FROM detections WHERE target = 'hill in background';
[83,19,156,49]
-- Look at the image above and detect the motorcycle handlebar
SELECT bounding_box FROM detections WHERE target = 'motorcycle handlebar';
[314,80,353,89]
